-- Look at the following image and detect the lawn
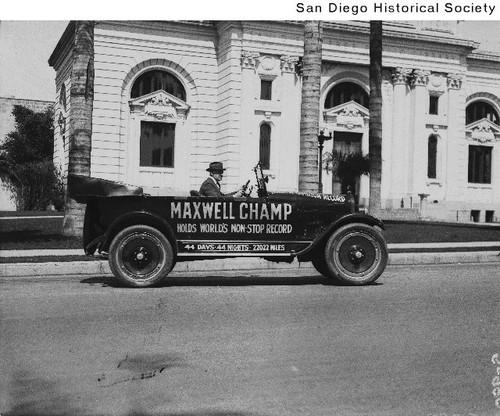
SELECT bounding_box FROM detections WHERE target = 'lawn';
[1,213,500,252]
[383,219,500,244]
[0,212,81,250]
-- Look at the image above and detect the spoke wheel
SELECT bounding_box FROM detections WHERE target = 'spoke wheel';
[109,225,174,288]
[324,223,388,285]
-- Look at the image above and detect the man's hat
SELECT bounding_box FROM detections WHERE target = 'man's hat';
[207,162,226,173]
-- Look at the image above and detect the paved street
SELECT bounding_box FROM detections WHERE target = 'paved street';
[1,264,499,416]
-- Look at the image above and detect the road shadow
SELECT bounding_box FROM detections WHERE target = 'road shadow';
[4,368,268,416]
[4,369,86,416]
[80,273,383,288]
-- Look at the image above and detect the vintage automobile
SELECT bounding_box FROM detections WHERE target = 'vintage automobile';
[69,164,388,288]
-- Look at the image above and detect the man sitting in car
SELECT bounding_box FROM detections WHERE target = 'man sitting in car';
[199,162,245,197]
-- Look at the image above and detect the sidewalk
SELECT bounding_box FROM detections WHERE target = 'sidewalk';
[2,241,500,278]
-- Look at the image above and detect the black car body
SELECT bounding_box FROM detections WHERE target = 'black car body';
[70,165,388,287]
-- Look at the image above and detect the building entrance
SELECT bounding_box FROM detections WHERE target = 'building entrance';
[331,131,363,195]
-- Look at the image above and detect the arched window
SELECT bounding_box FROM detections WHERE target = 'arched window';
[259,124,271,170]
[325,82,369,110]
[427,135,438,179]
[466,100,499,125]
[131,70,186,101]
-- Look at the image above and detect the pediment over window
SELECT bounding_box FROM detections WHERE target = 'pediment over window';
[323,100,369,129]
[129,90,190,120]
[466,118,500,143]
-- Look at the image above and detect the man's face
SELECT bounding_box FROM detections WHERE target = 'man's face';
[211,171,223,182]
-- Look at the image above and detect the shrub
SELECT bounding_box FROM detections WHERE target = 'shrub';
[6,160,65,211]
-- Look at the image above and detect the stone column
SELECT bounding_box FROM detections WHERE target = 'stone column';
[380,69,393,208]
[446,73,465,200]
[409,69,431,202]
[279,55,300,191]
[239,50,260,181]
[389,68,412,207]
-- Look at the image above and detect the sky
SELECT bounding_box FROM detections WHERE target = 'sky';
[1,20,500,102]
[0,21,68,101]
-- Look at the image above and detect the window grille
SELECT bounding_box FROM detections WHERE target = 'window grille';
[259,124,271,170]
[140,121,175,168]
[427,135,438,179]
[468,145,492,184]
[131,70,186,101]
[260,79,272,100]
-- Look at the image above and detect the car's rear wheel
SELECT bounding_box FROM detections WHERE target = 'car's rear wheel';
[324,223,388,285]
[109,225,174,288]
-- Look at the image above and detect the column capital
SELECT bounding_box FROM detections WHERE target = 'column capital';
[411,69,431,87]
[447,73,464,90]
[241,50,260,70]
[280,55,299,74]
[391,67,412,85]
[382,69,393,84]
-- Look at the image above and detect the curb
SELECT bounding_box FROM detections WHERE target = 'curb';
[1,251,500,278]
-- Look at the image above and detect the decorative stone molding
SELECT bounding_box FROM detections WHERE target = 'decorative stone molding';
[323,100,369,130]
[260,56,276,71]
[411,69,431,87]
[146,97,177,119]
[121,58,195,96]
[129,90,190,120]
[428,73,446,95]
[391,67,412,85]
[447,73,464,90]
[241,50,260,70]
[255,109,281,119]
[382,69,393,84]
[466,118,500,143]
[280,55,299,74]
[426,124,448,132]
[420,21,456,34]
[257,55,280,77]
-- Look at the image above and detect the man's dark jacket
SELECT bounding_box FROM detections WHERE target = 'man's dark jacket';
[199,177,223,197]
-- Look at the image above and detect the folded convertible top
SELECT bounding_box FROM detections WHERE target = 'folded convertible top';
[67,174,143,202]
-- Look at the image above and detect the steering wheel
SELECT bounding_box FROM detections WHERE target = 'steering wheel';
[240,180,251,197]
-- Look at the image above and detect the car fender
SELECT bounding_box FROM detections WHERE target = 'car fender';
[101,210,177,255]
[296,213,385,259]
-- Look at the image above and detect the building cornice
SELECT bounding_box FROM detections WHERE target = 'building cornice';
[98,20,215,39]
[468,50,500,63]
[48,21,75,69]
[320,21,478,51]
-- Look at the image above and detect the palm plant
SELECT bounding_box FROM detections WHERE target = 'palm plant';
[299,21,323,192]
[323,150,370,198]
[62,21,94,236]
[368,20,383,213]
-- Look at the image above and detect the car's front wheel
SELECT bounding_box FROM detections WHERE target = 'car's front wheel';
[324,223,388,285]
[109,225,174,288]
[311,251,332,278]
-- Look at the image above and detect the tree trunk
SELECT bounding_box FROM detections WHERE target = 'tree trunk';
[62,21,94,237]
[368,21,383,215]
[299,21,323,193]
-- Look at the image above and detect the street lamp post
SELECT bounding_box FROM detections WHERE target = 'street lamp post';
[317,130,333,194]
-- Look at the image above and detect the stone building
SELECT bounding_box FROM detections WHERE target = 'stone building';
[49,21,500,222]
